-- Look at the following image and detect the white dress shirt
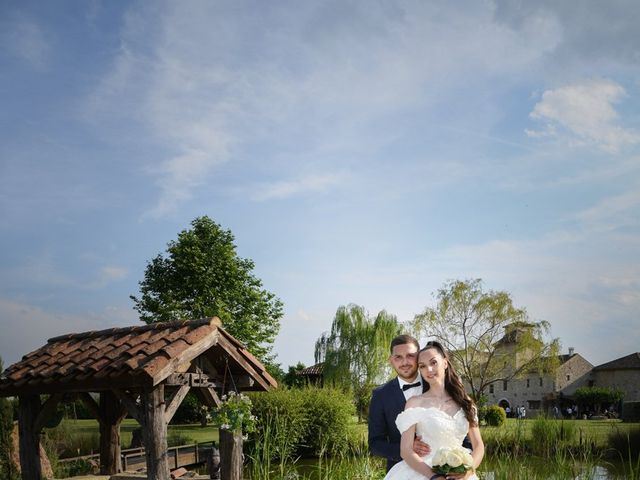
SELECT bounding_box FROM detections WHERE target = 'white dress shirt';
[398,375,423,401]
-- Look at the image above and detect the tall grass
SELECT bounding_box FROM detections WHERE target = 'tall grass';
[245,410,384,480]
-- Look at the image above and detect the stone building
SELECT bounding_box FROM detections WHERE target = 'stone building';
[591,352,640,402]
[483,348,593,415]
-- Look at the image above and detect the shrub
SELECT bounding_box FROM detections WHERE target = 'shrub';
[248,388,308,461]
[0,394,19,479]
[484,405,507,427]
[299,387,355,456]
[248,386,356,458]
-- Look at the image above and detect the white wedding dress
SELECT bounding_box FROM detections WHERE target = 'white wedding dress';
[384,407,478,480]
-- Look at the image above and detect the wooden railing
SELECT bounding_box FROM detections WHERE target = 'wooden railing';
[58,441,217,472]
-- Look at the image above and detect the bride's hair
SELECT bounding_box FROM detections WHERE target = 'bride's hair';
[420,341,478,427]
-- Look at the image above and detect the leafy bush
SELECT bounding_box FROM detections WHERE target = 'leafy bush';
[484,405,507,427]
[300,387,355,456]
[249,388,307,461]
[249,386,355,458]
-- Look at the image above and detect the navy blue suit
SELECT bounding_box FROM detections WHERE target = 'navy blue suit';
[368,378,427,472]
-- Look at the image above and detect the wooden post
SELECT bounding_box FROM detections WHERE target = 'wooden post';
[99,391,126,474]
[18,395,42,480]
[142,385,170,480]
[219,429,243,480]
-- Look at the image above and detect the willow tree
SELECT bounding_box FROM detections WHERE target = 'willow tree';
[314,305,401,420]
[412,279,560,401]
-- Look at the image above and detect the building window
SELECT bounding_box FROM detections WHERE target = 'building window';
[529,400,541,409]
[503,380,508,391]
[539,377,543,387]
[566,374,571,381]
[588,380,595,387]
[526,379,530,388]
[489,384,494,394]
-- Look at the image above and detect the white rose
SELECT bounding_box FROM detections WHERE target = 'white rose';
[432,448,448,466]
[446,450,463,467]
[460,449,474,466]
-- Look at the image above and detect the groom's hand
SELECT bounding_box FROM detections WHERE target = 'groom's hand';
[412,436,431,456]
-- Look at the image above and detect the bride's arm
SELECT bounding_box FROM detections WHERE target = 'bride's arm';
[400,424,434,478]
[467,424,484,470]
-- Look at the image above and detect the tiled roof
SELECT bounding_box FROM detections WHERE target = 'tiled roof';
[0,317,277,396]
[297,363,324,376]
[593,352,640,371]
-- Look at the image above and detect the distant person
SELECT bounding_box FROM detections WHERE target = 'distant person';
[368,335,430,472]
[384,341,484,480]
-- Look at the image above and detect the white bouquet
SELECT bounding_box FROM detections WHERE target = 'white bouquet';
[431,446,474,475]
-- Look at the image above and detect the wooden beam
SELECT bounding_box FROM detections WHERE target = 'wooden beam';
[78,392,104,426]
[99,391,125,475]
[18,394,42,480]
[164,372,217,388]
[197,386,222,408]
[151,331,220,386]
[234,375,255,389]
[142,385,170,480]
[113,389,143,424]
[164,384,190,424]
[33,393,63,433]
[215,335,270,390]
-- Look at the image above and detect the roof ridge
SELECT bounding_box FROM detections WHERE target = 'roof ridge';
[47,317,220,343]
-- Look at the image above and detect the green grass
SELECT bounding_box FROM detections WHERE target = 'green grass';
[53,418,219,456]
[482,418,637,448]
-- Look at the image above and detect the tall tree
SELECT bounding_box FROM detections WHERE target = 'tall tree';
[131,216,283,362]
[314,305,401,419]
[412,279,560,400]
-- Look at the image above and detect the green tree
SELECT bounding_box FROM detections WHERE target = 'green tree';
[282,362,307,388]
[575,386,623,414]
[131,216,283,362]
[412,279,560,400]
[0,357,18,479]
[314,304,401,420]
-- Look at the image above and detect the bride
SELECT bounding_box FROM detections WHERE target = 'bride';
[384,341,484,480]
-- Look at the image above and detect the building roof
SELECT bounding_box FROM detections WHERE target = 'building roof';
[593,352,640,371]
[297,363,324,376]
[0,317,277,397]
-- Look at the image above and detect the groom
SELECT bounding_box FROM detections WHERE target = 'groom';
[368,334,430,471]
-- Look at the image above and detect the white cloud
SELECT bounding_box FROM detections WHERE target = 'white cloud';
[251,173,346,201]
[527,79,640,153]
[575,188,640,234]
[1,15,49,69]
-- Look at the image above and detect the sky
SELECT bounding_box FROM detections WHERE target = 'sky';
[1,0,639,373]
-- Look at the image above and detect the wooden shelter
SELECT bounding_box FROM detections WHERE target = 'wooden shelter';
[0,317,277,480]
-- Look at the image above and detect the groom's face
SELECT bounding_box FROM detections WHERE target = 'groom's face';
[389,342,419,382]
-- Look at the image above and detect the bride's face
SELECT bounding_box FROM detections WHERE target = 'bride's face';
[418,348,448,384]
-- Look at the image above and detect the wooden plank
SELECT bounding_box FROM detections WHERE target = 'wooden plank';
[164,385,191,424]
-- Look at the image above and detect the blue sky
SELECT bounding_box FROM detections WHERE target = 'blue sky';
[1,0,639,372]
